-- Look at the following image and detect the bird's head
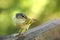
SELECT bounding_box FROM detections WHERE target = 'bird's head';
[15,13,27,24]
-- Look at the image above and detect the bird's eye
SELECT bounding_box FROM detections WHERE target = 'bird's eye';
[21,15,27,19]
[22,15,25,18]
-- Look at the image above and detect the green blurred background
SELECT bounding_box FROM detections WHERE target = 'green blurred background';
[0,0,60,36]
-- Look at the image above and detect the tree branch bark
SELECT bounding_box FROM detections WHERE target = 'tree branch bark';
[0,19,60,40]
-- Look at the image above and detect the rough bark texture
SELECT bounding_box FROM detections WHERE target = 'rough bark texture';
[0,19,60,40]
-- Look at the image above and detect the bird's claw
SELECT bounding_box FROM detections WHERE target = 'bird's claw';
[16,34,25,40]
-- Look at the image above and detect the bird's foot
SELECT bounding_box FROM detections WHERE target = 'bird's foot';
[16,33,25,40]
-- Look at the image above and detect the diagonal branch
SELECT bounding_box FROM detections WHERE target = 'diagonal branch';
[0,19,60,40]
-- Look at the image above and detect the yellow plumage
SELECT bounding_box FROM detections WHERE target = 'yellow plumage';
[13,13,33,34]
[17,18,33,34]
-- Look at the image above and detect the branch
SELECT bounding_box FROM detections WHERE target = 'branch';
[0,19,60,40]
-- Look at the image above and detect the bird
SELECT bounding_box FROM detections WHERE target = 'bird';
[13,13,41,40]
[13,13,34,38]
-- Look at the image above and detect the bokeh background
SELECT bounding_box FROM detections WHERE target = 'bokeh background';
[0,0,60,36]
